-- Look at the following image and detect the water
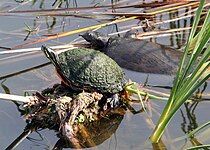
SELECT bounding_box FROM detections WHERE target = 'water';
[0,0,209,149]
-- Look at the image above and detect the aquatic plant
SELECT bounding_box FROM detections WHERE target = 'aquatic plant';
[150,0,210,143]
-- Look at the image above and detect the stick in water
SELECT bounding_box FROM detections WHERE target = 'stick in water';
[0,93,33,103]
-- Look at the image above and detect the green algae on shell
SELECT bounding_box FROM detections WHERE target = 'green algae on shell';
[41,46,126,94]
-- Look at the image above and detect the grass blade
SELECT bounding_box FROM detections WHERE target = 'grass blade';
[150,0,209,143]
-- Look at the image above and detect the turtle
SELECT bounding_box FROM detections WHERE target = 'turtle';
[41,46,126,106]
[81,31,183,75]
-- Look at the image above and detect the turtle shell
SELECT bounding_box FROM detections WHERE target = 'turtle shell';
[81,31,183,75]
[57,48,126,93]
[104,37,183,75]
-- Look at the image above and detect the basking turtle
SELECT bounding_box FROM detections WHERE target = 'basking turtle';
[41,46,126,96]
[81,31,183,75]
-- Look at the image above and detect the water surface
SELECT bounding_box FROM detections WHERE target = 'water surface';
[0,0,209,149]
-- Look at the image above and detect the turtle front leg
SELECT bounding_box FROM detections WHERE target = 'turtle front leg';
[104,94,120,109]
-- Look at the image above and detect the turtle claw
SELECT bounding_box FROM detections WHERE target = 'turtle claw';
[103,94,120,110]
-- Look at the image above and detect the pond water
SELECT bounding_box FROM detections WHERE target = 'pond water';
[0,0,209,149]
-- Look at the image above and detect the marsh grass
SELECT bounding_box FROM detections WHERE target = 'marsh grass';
[150,0,210,143]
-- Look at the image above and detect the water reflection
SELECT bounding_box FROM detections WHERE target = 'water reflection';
[53,114,124,149]
[6,112,124,149]
[1,0,199,50]
[152,140,167,150]
[180,82,209,148]
[5,84,126,149]
[52,0,78,8]
[46,17,57,32]
[14,0,78,9]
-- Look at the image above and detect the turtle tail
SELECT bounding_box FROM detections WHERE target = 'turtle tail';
[41,45,61,69]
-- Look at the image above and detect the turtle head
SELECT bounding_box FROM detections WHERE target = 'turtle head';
[80,31,109,50]
[41,45,71,86]
[41,45,60,68]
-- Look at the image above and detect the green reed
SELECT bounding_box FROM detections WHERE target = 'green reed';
[150,0,210,143]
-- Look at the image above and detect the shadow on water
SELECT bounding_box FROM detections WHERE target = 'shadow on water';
[0,0,209,149]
